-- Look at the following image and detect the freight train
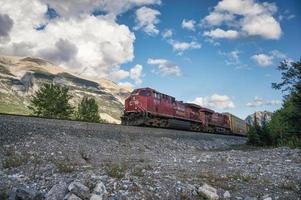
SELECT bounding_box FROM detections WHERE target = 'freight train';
[121,87,247,136]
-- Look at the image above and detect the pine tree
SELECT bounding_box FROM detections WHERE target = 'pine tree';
[76,96,100,123]
[28,83,74,119]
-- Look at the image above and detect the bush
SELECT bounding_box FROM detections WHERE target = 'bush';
[247,116,272,146]
[76,96,101,123]
[28,83,74,119]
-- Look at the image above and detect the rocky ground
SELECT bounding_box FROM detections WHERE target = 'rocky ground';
[0,114,300,200]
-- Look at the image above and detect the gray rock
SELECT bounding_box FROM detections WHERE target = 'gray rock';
[9,187,42,200]
[45,182,68,200]
[68,181,90,200]
[64,193,82,200]
[198,183,219,200]
[244,197,257,200]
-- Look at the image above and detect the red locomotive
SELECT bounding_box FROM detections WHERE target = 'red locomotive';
[121,87,247,135]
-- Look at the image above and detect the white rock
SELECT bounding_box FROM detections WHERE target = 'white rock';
[198,183,219,200]
[223,191,231,199]
[90,194,103,200]
[93,182,107,195]
[263,197,272,200]
[64,193,82,200]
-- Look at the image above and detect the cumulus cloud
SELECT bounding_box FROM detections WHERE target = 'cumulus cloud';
[0,14,13,41]
[251,54,273,67]
[162,29,173,38]
[134,6,160,35]
[251,50,286,67]
[167,39,201,54]
[0,0,163,83]
[147,58,181,76]
[246,96,281,107]
[181,19,196,31]
[202,0,281,40]
[38,39,78,64]
[130,64,143,84]
[191,94,235,110]
[203,28,239,39]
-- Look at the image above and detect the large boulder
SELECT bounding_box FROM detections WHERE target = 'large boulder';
[45,182,68,200]
[68,181,90,200]
[197,183,219,200]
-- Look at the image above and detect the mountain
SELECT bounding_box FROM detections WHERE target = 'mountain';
[245,111,273,126]
[0,55,131,123]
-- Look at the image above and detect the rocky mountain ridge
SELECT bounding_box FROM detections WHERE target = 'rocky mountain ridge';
[0,55,131,123]
[245,111,273,126]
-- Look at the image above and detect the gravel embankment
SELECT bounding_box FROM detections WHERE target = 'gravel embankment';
[0,114,300,200]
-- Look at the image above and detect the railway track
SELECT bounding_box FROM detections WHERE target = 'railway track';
[0,113,245,143]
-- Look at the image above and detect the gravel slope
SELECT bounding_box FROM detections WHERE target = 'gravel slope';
[0,114,300,200]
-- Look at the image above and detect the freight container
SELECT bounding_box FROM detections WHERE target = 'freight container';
[224,113,247,136]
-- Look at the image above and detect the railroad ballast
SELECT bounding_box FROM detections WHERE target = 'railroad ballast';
[121,88,247,136]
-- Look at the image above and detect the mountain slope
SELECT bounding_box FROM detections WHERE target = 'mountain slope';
[245,111,273,126]
[0,55,131,123]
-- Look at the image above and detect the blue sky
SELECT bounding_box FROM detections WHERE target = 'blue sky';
[0,0,300,118]
[117,0,301,118]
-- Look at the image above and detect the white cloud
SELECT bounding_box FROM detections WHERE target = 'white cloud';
[241,14,281,39]
[118,81,134,90]
[203,28,239,39]
[167,39,201,53]
[134,6,160,35]
[109,69,130,81]
[251,50,286,67]
[162,29,173,38]
[246,96,281,107]
[202,0,281,40]
[181,19,196,31]
[202,12,234,26]
[0,0,164,82]
[219,50,241,65]
[130,64,143,84]
[251,54,273,67]
[147,58,181,76]
[191,94,235,110]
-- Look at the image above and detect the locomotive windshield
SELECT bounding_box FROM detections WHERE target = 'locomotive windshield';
[139,90,151,96]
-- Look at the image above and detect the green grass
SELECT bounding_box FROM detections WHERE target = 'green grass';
[0,92,30,115]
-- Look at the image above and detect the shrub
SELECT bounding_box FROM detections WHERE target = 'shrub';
[54,160,76,173]
[105,163,127,179]
[28,83,74,119]
[2,153,28,169]
[76,96,101,123]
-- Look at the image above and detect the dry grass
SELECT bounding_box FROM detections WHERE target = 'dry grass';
[54,159,77,173]
[105,163,128,179]
[2,153,29,169]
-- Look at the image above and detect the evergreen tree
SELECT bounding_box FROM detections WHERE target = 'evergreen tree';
[76,96,100,123]
[28,83,74,119]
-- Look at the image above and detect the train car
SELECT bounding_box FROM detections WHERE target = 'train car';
[122,87,246,135]
[223,113,248,136]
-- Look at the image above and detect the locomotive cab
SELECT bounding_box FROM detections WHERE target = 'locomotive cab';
[124,88,153,113]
